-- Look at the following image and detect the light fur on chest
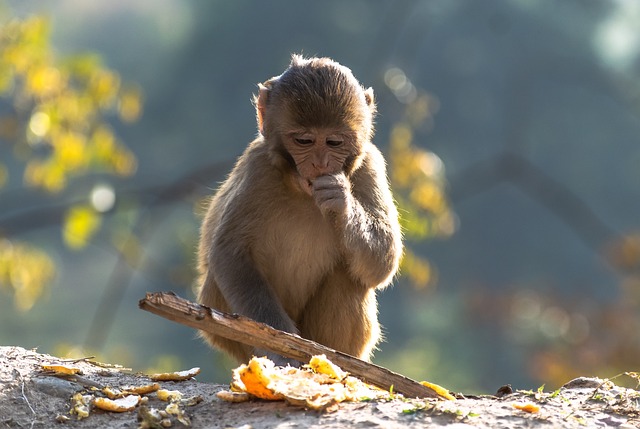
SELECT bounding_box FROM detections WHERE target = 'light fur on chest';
[251,202,339,321]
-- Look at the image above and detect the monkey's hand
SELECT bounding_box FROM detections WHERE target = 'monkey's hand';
[311,173,353,218]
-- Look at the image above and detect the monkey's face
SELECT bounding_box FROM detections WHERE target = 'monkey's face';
[283,128,358,195]
[256,55,377,194]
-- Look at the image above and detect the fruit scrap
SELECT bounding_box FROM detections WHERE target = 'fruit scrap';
[41,363,82,375]
[513,402,541,413]
[70,393,92,419]
[149,367,200,381]
[157,389,183,402]
[94,395,141,412]
[166,401,191,426]
[219,355,388,411]
[102,386,124,399]
[309,354,347,380]
[138,406,172,429]
[420,381,456,401]
[121,383,161,395]
[103,383,160,399]
[216,390,251,403]
[232,357,283,400]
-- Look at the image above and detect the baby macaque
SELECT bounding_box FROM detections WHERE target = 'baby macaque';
[197,55,402,365]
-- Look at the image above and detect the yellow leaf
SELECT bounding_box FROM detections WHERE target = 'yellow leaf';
[390,123,413,151]
[89,70,120,107]
[118,86,143,123]
[111,147,138,176]
[54,131,86,169]
[26,66,63,97]
[0,239,55,311]
[63,205,101,249]
[400,250,433,289]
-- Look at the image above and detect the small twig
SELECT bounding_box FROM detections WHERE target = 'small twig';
[61,356,95,363]
[14,369,36,428]
[83,359,131,371]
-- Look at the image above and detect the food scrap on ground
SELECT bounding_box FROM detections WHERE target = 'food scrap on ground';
[59,363,201,425]
[70,393,92,419]
[513,402,541,413]
[149,367,201,381]
[218,354,393,410]
[119,383,161,395]
[40,363,83,375]
[157,388,183,402]
[94,395,141,412]
[420,380,456,401]
[513,402,540,413]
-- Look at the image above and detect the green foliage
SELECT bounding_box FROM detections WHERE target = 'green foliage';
[0,14,142,310]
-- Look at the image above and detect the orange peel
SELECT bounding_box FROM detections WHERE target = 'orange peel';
[41,364,82,375]
[233,357,283,400]
[420,381,456,400]
[513,402,540,413]
[94,395,141,412]
[228,356,388,410]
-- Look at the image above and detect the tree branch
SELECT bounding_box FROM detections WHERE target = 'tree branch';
[138,291,441,399]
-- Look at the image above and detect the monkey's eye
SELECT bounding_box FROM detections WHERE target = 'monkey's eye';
[295,138,314,146]
[326,139,344,147]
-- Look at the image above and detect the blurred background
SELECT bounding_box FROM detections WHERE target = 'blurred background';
[1,0,640,394]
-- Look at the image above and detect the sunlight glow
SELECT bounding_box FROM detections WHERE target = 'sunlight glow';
[594,0,640,69]
[28,111,50,138]
[90,183,116,213]
[384,67,417,104]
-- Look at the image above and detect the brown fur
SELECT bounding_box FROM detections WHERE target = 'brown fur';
[197,55,402,364]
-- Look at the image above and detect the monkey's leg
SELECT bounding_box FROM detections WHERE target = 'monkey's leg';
[299,270,381,361]
[197,275,253,363]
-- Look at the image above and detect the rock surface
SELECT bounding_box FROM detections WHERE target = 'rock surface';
[1,346,639,428]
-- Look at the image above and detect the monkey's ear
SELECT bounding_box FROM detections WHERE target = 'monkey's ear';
[364,87,377,114]
[255,83,270,135]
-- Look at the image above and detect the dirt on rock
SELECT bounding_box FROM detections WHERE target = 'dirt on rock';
[1,346,639,428]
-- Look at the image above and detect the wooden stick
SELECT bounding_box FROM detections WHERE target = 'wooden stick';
[138,292,440,399]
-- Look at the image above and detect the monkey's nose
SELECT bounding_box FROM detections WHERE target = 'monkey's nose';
[312,162,331,175]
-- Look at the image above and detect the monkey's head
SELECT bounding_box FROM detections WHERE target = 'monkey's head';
[255,55,376,195]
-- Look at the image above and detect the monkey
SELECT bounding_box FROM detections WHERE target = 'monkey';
[196,55,402,366]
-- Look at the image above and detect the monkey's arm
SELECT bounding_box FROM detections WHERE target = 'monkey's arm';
[209,228,299,335]
[312,147,402,287]
[208,228,301,366]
